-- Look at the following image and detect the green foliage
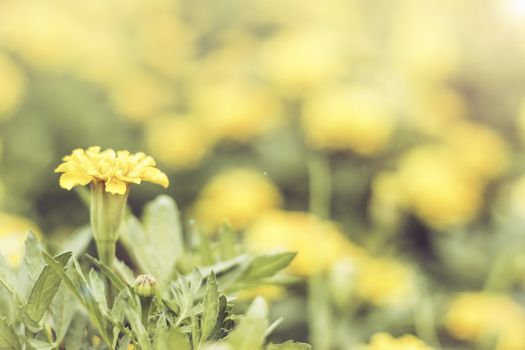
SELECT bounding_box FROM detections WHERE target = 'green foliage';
[0,195,305,350]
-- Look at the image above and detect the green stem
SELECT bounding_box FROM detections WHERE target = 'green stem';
[413,295,442,350]
[140,297,153,327]
[308,153,331,219]
[308,274,332,350]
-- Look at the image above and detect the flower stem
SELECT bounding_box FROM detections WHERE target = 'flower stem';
[308,152,331,220]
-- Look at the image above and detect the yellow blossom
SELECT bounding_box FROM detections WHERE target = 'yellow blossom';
[442,121,508,181]
[237,285,286,303]
[192,80,283,142]
[260,27,345,95]
[193,169,282,232]
[355,257,415,307]
[446,292,525,350]
[145,114,215,170]
[244,210,362,276]
[109,71,172,122]
[302,85,394,156]
[393,145,483,229]
[0,53,26,120]
[362,333,434,350]
[55,146,169,195]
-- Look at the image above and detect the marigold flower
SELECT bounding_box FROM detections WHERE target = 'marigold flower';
[55,146,169,195]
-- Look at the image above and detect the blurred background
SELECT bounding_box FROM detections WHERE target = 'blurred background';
[2,0,525,348]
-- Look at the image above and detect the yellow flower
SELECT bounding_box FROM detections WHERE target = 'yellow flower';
[362,333,434,350]
[446,293,525,350]
[245,211,362,276]
[442,121,508,182]
[260,27,345,96]
[109,71,172,122]
[145,114,215,170]
[0,53,26,120]
[302,85,394,156]
[191,80,283,142]
[355,257,415,307]
[55,146,169,195]
[193,169,282,232]
[237,285,286,303]
[390,145,483,229]
[0,212,40,267]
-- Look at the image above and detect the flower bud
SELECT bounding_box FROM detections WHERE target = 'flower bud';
[134,274,158,298]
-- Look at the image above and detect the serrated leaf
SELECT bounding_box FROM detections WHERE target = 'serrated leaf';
[0,317,21,350]
[266,342,312,350]
[201,272,219,342]
[227,297,269,350]
[86,255,126,292]
[25,252,72,322]
[243,253,296,279]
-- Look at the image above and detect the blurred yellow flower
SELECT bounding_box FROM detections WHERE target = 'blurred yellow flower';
[355,257,415,307]
[0,53,26,120]
[0,212,40,267]
[55,146,169,195]
[260,27,345,95]
[408,87,468,134]
[109,71,172,122]
[395,146,483,229]
[362,333,434,350]
[442,121,508,181]
[302,86,395,156]
[193,169,282,232]
[145,114,215,170]
[237,285,286,303]
[446,292,525,350]
[192,81,283,142]
[245,211,362,276]
[373,120,508,230]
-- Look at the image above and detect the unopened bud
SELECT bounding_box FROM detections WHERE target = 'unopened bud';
[134,274,158,298]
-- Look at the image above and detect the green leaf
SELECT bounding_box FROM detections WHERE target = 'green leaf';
[50,285,77,345]
[218,223,238,260]
[243,253,296,279]
[0,250,22,299]
[266,342,312,350]
[125,306,150,350]
[227,297,269,350]
[22,233,46,285]
[25,251,72,322]
[0,317,21,350]
[26,339,53,350]
[64,312,88,350]
[121,195,184,289]
[201,272,219,342]
[86,254,127,292]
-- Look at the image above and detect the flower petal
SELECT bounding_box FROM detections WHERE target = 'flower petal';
[105,178,128,195]
[141,167,169,188]
[59,172,93,190]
